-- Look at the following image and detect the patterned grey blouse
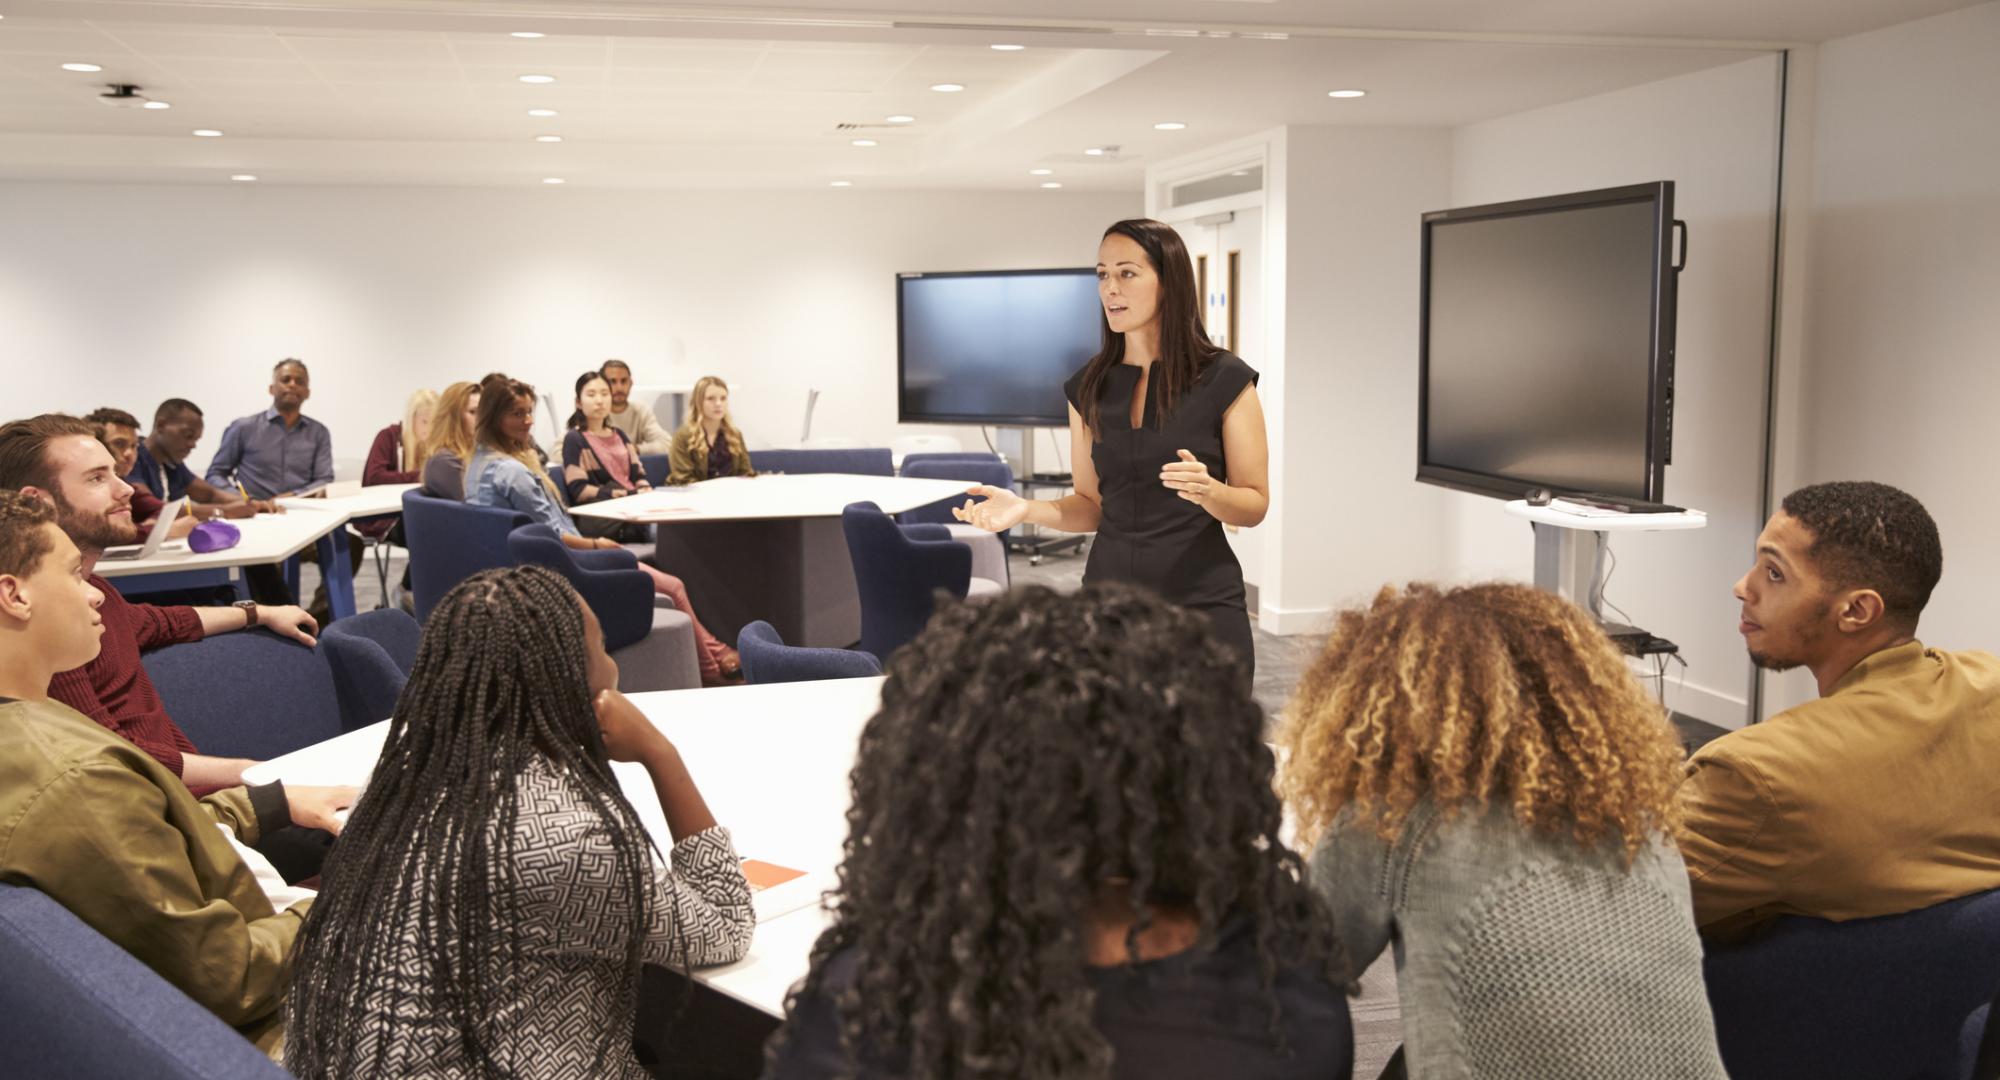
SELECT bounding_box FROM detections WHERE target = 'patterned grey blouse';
[300,758,756,1079]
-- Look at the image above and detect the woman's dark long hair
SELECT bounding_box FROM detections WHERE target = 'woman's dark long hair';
[1074,218,1224,436]
[284,566,665,1077]
[771,583,1343,1079]
[566,369,610,433]
[473,376,563,503]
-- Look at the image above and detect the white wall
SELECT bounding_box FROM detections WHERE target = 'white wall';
[1773,0,2000,710]
[0,184,1139,475]
[1445,55,1785,728]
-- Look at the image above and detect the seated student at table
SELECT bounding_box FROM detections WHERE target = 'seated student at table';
[283,565,754,1079]
[129,398,272,521]
[563,370,654,544]
[666,375,758,486]
[418,381,479,502]
[0,488,356,1058]
[766,583,1353,1080]
[1679,481,2000,943]
[357,387,435,537]
[88,407,193,540]
[1280,582,1725,1079]
[0,414,354,883]
[206,359,359,619]
[466,379,740,685]
[600,358,673,455]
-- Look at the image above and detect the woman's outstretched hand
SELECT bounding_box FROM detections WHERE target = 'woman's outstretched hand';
[952,484,1030,532]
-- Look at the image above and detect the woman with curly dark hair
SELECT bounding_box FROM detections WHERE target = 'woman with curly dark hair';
[765,583,1352,1080]
[1280,582,1726,1079]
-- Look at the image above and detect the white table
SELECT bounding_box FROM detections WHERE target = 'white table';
[99,484,420,620]
[572,474,989,648]
[246,675,883,1017]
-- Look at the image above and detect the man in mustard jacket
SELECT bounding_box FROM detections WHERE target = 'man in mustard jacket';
[1679,481,2000,942]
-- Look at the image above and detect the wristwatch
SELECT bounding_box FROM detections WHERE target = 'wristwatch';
[234,599,259,629]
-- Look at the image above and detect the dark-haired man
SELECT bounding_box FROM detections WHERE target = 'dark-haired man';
[600,359,673,454]
[1678,481,2000,942]
[0,414,350,881]
[128,398,271,521]
[0,487,350,1056]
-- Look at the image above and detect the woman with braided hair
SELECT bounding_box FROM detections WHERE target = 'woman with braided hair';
[765,583,1352,1080]
[1280,582,1726,1079]
[282,565,753,1078]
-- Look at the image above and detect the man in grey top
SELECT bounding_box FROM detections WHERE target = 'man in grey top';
[206,359,357,620]
[206,359,334,500]
[600,359,673,455]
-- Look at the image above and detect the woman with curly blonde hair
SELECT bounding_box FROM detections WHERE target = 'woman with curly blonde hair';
[1279,582,1726,1080]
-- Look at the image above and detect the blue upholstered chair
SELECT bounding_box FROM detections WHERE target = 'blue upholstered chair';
[142,629,342,761]
[400,490,532,622]
[1704,886,2000,1080]
[0,884,289,1080]
[507,524,701,692]
[641,452,671,488]
[736,620,881,684]
[321,608,420,731]
[1966,1000,1996,1080]
[841,501,1003,661]
[749,447,893,477]
[898,453,1015,586]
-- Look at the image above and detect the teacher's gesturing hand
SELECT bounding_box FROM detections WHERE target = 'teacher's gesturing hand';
[1161,449,1215,506]
[953,484,1031,533]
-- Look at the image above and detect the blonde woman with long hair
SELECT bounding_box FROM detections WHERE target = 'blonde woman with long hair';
[416,381,479,501]
[666,375,757,486]
[1280,582,1725,1079]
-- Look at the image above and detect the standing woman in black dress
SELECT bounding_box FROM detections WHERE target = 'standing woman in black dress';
[955,218,1269,673]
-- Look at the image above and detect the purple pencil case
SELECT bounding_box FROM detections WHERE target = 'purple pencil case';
[187,521,242,553]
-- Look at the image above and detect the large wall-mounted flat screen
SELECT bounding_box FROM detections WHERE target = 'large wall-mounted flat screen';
[897,268,1102,427]
[1417,181,1681,503]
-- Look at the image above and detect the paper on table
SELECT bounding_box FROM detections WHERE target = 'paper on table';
[629,506,696,521]
[745,861,834,924]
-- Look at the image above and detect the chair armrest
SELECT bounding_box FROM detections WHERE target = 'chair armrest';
[901,535,974,598]
[899,523,953,543]
[574,546,639,571]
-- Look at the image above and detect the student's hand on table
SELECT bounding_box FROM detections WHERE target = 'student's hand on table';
[594,688,673,764]
[216,501,260,520]
[953,484,1028,532]
[258,605,320,646]
[167,515,199,540]
[287,785,360,836]
[1160,449,1214,505]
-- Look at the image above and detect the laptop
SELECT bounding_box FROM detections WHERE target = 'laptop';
[99,498,186,561]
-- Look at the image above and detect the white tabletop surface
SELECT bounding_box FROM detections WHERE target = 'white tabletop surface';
[277,482,419,519]
[1503,499,1709,532]
[94,507,352,578]
[245,675,884,1016]
[570,473,986,524]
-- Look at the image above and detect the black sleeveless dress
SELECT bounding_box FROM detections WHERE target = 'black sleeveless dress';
[1063,353,1259,675]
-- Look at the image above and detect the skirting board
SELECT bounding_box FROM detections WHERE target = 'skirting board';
[1257,601,1334,638]
[1627,658,1750,731]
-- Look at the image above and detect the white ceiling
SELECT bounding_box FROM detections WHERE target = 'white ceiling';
[0,0,1976,189]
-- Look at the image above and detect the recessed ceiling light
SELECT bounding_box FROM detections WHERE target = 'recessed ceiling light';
[930,83,965,93]
[1029,168,1053,176]
[510,31,545,38]
[1041,182,1063,189]
[518,74,555,84]
[1154,121,1187,131]
[535,134,563,143]
[991,44,1025,51]
[231,174,258,182]
[192,129,223,137]
[1327,89,1367,99]
[830,180,852,187]
[143,100,172,110]
[885,115,916,124]
[527,108,558,117]
[851,138,877,147]
[61,63,104,73]
[1084,147,1105,156]
[542,177,565,185]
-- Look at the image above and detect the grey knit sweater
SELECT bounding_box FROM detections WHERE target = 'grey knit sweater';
[1307,800,1727,1079]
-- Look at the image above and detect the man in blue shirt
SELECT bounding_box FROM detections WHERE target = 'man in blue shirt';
[128,399,269,522]
[206,361,334,500]
[207,360,357,621]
